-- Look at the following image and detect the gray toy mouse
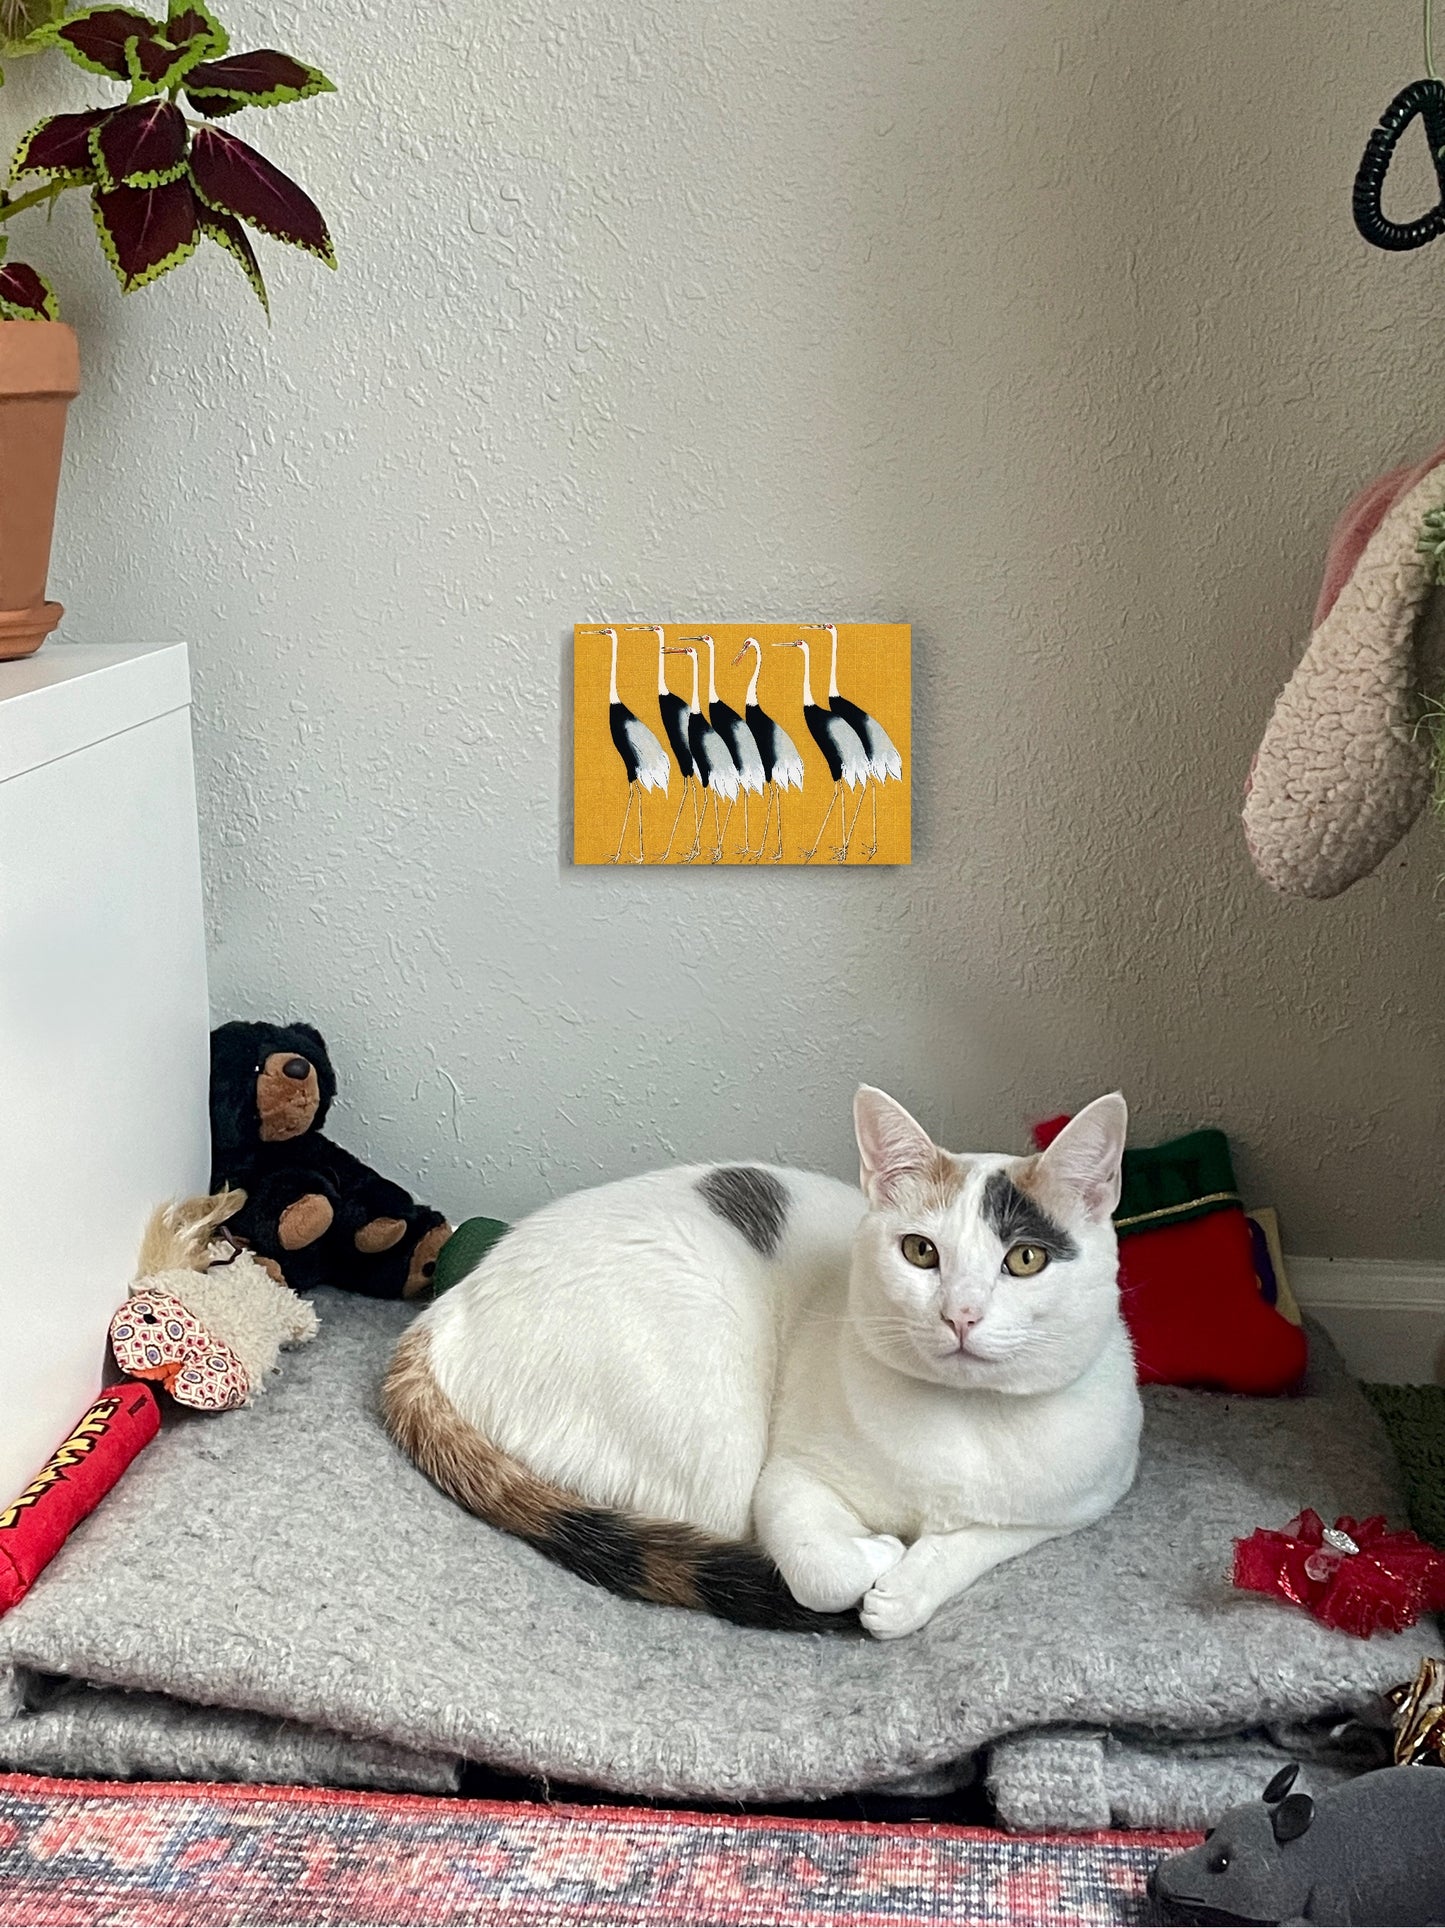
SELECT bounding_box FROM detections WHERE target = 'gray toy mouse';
[1148,1762,1445,1925]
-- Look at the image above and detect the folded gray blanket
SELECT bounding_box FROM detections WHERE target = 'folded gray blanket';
[0,1295,1429,1827]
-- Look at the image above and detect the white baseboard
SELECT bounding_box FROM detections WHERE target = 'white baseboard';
[1287,1255,1445,1386]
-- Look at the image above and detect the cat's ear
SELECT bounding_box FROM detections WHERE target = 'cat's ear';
[1035,1092,1127,1221]
[854,1086,938,1206]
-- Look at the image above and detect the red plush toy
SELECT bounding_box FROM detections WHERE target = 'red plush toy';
[1234,1510,1445,1637]
[0,1384,159,1615]
[1034,1117,1308,1395]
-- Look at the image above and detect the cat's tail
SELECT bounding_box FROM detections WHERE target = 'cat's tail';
[382,1324,853,1635]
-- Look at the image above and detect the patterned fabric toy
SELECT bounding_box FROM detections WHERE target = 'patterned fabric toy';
[110,1193,319,1412]
[1243,435,1445,897]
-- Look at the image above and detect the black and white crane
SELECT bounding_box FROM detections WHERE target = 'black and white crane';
[623,624,699,862]
[583,625,670,863]
[774,638,870,862]
[678,634,765,862]
[803,623,904,861]
[664,642,740,862]
[732,637,804,861]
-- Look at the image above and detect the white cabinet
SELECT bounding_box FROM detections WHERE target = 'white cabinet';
[0,642,209,1504]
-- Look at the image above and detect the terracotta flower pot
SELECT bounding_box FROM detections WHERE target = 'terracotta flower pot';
[0,320,80,661]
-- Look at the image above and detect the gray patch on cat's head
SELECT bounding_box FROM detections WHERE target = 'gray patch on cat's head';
[697,1166,788,1257]
[981,1168,1079,1260]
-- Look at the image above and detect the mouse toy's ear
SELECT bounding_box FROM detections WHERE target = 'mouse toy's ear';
[1262,1762,1300,1803]
[1270,1791,1315,1844]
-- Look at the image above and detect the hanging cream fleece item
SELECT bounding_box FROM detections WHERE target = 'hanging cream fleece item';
[1243,441,1445,898]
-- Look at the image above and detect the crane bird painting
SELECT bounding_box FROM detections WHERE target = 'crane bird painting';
[623,624,699,861]
[774,637,870,863]
[680,633,766,860]
[804,622,905,862]
[571,622,909,865]
[581,625,671,864]
[733,636,805,861]
[664,641,742,863]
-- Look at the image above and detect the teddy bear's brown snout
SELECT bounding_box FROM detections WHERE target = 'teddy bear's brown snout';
[257,1052,321,1142]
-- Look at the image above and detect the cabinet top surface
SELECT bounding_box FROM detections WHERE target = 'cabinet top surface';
[0,640,187,704]
[0,641,191,781]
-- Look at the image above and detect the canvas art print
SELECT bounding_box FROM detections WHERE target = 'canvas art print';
[573,623,911,866]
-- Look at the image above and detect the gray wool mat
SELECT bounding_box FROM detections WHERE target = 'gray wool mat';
[0,1293,1432,1827]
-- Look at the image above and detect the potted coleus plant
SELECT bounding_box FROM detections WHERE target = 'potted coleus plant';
[0,1,335,658]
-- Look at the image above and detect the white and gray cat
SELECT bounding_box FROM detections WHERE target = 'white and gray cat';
[384,1087,1141,1638]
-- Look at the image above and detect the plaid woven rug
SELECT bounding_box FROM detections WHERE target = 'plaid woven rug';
[0,1772,1194,1927]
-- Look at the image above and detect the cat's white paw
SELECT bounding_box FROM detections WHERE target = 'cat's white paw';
[860,1564,940,1640]
[787,1533,905,1613]
[854,1533,906,1585]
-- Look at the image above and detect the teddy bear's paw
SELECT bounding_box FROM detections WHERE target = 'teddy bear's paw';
[404,1221,453,1299]
[354,1215,407,1255]
[278,1192,334,1251]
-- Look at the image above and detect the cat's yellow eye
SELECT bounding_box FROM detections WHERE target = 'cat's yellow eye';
[1004,1244,1049,1278]
[901,1233,939,1269]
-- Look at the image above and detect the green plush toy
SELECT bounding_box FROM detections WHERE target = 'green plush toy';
[427,1216,509,1298]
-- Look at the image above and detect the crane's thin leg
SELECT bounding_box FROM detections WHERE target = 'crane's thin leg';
[843,782,867,849]
[773,788,786,862]
[832,784,859,861]
[662,777,692,862]
[843,780,878,860]
[635,791,648,865]
[804,783,842,863]
[612,784,636,864]
[711,793,731,863]
[739,791,753,861]
[757,786,776,862]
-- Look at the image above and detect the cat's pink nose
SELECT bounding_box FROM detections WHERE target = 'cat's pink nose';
[944,1311,980,1344]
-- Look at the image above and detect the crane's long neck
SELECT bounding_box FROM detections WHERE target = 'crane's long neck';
[607,631,620,704]
[688,649,701,711]
[743,641,760,707]
[705,639,720,706]
[655,630,668,696]
[797,641,815,708]
[827,628,840,698]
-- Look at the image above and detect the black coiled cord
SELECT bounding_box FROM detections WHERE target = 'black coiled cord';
[1353,77,1445,250]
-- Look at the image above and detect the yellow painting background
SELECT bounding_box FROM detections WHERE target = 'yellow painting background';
[572,623,911,866]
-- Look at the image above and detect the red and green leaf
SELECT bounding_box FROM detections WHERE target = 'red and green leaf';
[89,99,186,190]
[185,88,244,118]
[0,259,58,320]
[91,175,198,291]
[199,206,267,312]
[188,125,334,264]
[165,0,224,54]
[185,48,334,110]
[31,5,159,79]
[123,24,206,91]
[10,109,107,184]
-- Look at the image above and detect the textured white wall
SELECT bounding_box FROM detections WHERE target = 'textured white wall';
[13,0,1445,1256]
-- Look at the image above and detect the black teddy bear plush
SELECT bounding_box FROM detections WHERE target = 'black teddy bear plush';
[209,1020,451,1299]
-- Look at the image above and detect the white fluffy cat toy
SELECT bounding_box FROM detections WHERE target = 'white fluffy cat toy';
[384,1087,1140,1639]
